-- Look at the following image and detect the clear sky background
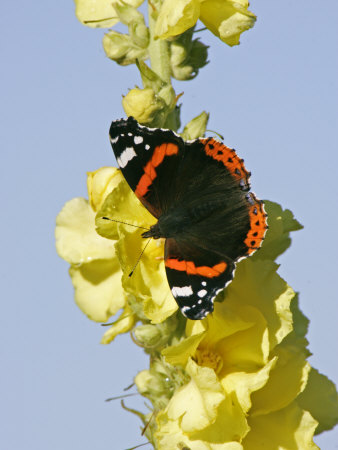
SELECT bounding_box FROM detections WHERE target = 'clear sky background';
[1,1,337,449]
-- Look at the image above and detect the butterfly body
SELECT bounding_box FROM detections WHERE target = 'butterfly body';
[109,116,267,320]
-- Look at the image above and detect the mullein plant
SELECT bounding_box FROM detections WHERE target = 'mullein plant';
[55,1,338,448]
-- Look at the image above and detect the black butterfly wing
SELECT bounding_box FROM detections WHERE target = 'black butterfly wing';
[110,118,267,320]
[162,138,267,319]
[109,117,186,218]
[165,138,267,259]
[165,237,236,319]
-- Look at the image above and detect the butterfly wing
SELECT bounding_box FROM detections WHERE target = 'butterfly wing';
[165,237,236,319]
[162,138,267,319]
[109,117,186,218]
[110,118,267,320]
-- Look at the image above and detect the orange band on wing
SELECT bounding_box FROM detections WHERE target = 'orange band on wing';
[166,258,227,278]
[200,138,250,185]
[135,143,179,198]
[244,194,268,255]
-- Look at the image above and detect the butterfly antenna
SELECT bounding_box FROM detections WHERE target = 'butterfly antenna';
[205,130,224,140]
[123,442,151,450]
[105,393,138,402]
[129,238,152,277]
[141,410,156,436]
[101,217,149,231]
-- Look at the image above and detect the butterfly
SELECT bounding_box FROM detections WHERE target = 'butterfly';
[109,116,267,320]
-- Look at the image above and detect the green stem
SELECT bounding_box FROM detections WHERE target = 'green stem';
[147,1,171,84]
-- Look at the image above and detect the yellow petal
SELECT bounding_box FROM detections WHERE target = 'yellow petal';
[155,0,201,39]
[87,167,123,212]
[225,258,295,350]
[243,402,319,449]
[96,176,154,240]
[100,304,136,344]
[166,359,225,432]
[221,357,278,414]
[116,227,177,323]
[202,301,257,348]
[190,394,249,444]
[250,340,311,416]
[200,0,256,46]
[69,258,125,322]
[55,197,116,264]
[186,317,208,336]
[75,0,144,28]
[155,413,244,450]
[215,305,270,375]
[162,332,206,366]
[74,0,119,28]
[97,177,176,322]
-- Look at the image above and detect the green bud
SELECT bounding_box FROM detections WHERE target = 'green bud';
[103,31,148,66]
[181,111,210,140]
[135,369,170,410]
[122,87,166,125]
[134,315,179,349]
[171,38,209,80]
[169,28,209,80]
[134,324,162,348]
[134,357,190,410]
[114,2,144,25]
[189,38,209,71]
[129,22,149,48]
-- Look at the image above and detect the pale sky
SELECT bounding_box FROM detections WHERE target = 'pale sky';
[1,1,337,449]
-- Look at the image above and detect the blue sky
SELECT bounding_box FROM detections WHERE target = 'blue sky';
[1,1,337,449]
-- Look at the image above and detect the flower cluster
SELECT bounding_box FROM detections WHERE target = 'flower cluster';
[57,1,338,448]
[56,167,338,447]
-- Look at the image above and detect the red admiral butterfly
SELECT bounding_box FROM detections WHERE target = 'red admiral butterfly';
[109,116,267,320]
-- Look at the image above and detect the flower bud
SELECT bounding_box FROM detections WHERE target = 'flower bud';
[129,22,149,48]
[134,316,178,349]
[170,37,208,80]
[103,31,148,66]
[181,111,209,140]
[134,324,162,347]
[122,88,166,125]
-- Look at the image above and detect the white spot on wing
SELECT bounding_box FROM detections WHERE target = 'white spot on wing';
[145,144,150,150]
[134,136,143,144]
[197,289,207,298]
[117,147,137,168]
[110,136,118,144]
[202,281,207,287]
[172,286,193,297]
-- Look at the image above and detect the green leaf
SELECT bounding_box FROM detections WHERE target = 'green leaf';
[253,201,303,261]
[297,368,338,434]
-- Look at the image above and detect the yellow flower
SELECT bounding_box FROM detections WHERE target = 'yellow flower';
[155,0,256,46]
[143,202,337,448]
[74,0,144,28]
[55,167,133,343]
[96,173,178,323]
